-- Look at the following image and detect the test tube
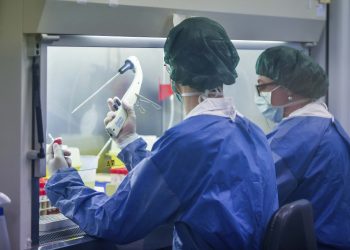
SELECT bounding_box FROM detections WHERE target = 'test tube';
[39,189,47,215]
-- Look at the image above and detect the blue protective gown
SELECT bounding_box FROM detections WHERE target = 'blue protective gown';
[268,116,350,249]
[46,112,278,249]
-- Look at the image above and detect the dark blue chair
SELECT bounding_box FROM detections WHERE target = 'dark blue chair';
[263,199,317,250]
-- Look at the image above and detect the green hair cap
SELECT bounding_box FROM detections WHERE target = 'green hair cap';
[256,46,328,99]
[164,17,240,92]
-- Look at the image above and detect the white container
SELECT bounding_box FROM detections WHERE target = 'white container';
[79,155,99,188]
[0,193,11,250]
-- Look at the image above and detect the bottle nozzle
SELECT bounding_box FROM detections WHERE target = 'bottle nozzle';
[118,60,134,74]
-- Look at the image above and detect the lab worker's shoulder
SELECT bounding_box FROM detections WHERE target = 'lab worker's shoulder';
[310,121,350,178]
[319,120,350,154]
[267,116,334,160]
[149,120,207,179]
[234,113,267,138]
[153,122,191,151]
[269,116,332,142]
[152,116,219,158]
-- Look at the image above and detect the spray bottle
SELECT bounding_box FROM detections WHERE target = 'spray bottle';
[0,192,11,250]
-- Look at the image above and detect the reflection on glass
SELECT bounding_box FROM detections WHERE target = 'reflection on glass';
[47,47,166,155]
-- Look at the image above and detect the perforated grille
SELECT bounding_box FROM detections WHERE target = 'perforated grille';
[39,226,85,245]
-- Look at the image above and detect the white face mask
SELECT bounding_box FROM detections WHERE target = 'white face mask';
[255,91,284,123]
[255,86,311,123]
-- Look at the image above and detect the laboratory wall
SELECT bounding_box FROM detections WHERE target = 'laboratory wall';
[328,0,350,134]
[0,1,32,249]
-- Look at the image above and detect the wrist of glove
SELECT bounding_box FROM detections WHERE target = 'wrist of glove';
[117,133,140,149]
[104,97,138,148]
[46,143,72,176]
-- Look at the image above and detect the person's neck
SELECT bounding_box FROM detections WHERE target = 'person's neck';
[178,85,224,115]
[183,96,201,115]
[284,103,306,117]
[283,98,311,117]
[178,85,200,115]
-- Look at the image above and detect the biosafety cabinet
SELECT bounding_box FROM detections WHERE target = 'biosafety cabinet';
[0,0,331,249]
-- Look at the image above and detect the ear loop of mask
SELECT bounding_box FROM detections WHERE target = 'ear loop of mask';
[175,84,224,104]
[270,85,281,96]
[276,98,311,108]
[198,87,224,103]
[181,92,202,97]
[268,86,311,108]
[171,80,183,102]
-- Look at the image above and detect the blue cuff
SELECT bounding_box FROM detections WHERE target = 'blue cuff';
[118,138,150,171]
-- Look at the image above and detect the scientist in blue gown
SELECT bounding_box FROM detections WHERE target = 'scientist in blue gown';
[46,17,278,249]
[254,46,350,250]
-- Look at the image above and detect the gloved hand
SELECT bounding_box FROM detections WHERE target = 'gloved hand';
[104,96,139,148]
[46,143,72,176]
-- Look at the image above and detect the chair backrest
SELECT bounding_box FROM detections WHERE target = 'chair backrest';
[263,199,317,250]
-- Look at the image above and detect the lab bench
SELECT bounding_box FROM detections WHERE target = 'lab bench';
[32,224,173,250]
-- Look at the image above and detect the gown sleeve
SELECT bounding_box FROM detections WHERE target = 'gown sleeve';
[45,141,180,244]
